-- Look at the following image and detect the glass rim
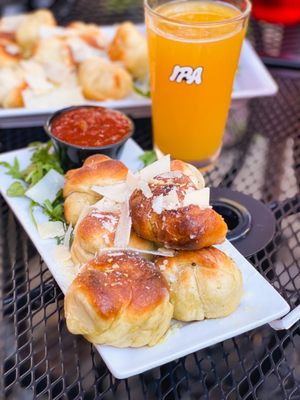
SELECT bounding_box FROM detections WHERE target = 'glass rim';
[144,0,252,27]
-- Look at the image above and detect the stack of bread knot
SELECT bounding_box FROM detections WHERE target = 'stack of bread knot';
[0,9,147,108]
[63,154,243,347]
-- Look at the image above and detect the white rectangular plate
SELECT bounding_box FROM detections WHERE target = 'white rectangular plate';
[0,139,289,379]
[0,22,277,128]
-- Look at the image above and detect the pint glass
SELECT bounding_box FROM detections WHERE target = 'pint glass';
[145,0,251,167]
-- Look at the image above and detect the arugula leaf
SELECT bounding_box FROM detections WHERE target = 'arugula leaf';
[24,162,45,187]
[1,141,66,227]
[139,150,158,166]
[43,200,64,222]
[22,141,63,188]
[133,84,151,98]
[28,141,44,148]
[1,141,63,188]
[0,158,24,180]
[7,181,27,197]
[43,190,64,222]
[56,235,65,245]
[29,200,38,227]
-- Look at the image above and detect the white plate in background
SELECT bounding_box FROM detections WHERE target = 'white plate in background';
[0,139,289,378]
[0,22,277,128]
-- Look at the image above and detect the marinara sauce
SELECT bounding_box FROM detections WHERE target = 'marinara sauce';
[51,107,132,147]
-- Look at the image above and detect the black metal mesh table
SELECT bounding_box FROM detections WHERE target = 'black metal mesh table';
[1,2,300,399]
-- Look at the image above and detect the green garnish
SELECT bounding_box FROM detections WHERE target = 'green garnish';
[1,142,66,231]
[43,193,64,223]
[22,141,63,187]
[29,200,38,227]
[55,235,65,245]
[7,181,27,197]
[1,141,63,191]
[0,158,23,180]
[133,84,151,98]
[2,141,64,195]
[139,150,158,166]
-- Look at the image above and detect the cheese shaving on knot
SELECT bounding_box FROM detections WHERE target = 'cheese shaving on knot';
[152,187,210,214]
[90,155,209,249]
[184,163,205,189]
[39,26,75,39]
[138,154,171,182]
[93,197,120,213]
[92,182,129,203]
[5,44,20,55]
[98,247,175,257]
[37,221,65,240]
[114,200,131,248]
[183,187,210,208]
[67,37,107,63]
[139,180,152,198]
[92,156,172,206]
[152,189,180,214]
[158,171,183,179]
[0,15,25,32]
[63,224,73,248]
[20,60,54,94]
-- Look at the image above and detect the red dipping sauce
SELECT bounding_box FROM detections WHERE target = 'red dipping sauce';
[51,106,132,147]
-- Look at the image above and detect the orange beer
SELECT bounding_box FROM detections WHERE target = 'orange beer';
[145,0,251,166]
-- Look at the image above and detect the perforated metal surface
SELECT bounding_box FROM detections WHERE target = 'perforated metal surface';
[250,19,300,69]
[1,67,300,400]
[1,2,300,399]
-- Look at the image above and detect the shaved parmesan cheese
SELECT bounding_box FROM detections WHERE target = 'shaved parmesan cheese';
[53,245,74,267]
[152,194,164,214]
[39,26,76,39]
[92,182,128,203]
[93,173,153,203]
[99,247,175,257]
[114,200,131,248]
[25,169,65,205]
[43,63,74,85]
[139,180,152,198]
[152,187,210,214]
[138,154,170,182]
[5,44,20,55]
[0,15,25,32]
[93,197,120,213]
[37,221,65,239]
[157,248,176,257]
[183,187,210,208]
[152,189,180,214]
[20,61,53,93]
[67,37,106,63]
[168,274,177,283]
[126,171,140,191]
[22,85,85,109]
[159,171,183,179]
[126,171,153,198]
[63,224,73,248]
[185,164,205,188]
[162,189,180,210]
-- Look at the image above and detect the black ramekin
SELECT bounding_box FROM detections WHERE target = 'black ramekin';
[44,105,134,171]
